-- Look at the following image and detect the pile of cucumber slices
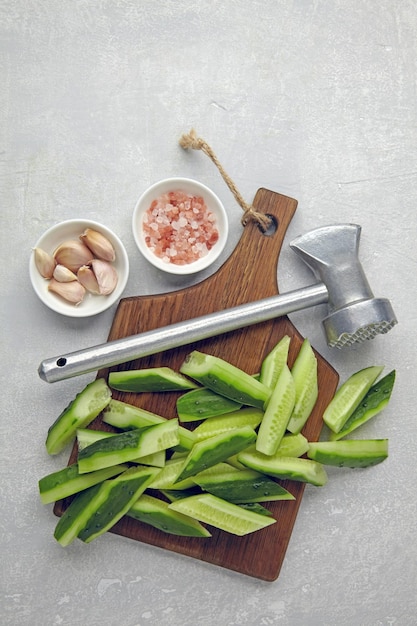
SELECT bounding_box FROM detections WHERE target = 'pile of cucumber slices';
[39,337,395,544]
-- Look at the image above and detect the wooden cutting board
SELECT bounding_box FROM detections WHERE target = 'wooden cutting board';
[55,187,339,581]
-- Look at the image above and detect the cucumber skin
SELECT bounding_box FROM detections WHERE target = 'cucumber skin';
[77,420,179,473]
[329,370,396,441]
[193,469,295,503]
[77,467,160,543]
[76,428,166,467]
[307,440,389,468]
[103,399,195,451]
[108,367,197,392]
[38,462,128,505]
[54,483,104,546]
[127,494,211,537]
[180,351,271,409]
[238,452,328,486]
[45,378,112,455]
[176,387,243,422]
[175,426,257,483]
[323,366,384,434]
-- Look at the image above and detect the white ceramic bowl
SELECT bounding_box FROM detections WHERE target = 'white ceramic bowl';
[29,219,129,317]
[132,177,229,275]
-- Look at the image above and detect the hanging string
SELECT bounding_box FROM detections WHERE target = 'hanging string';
[179,129,271,231]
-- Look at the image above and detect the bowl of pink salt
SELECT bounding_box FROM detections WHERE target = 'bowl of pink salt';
[132,178,229,275]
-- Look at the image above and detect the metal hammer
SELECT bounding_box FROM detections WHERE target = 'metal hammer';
[38,223,397,383]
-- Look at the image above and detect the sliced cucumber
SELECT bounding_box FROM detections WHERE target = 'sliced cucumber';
[274,433,310,457]
[287,338,318,434]
[192,408,263,442]
[77,466,160,544]
[127,493,211,537]
[168,493,276,536]
[176,387,243,422]
[179,350,271,409]
[259,335,291,389]
[46,378,112,455]
[323,366,384,433]
[148,458,196,490]
[38,462,128,505]
[108,367,198,393]
[238,450,328,486]
[238,503,274,517]
[77,420,179,473]
[76,428,166,467]
[256,364,295,455]
[307,439,388,468]
[193,468,295,503]
[103,399,195,451]
[329,370,395,441]
[54,466,159,545]
[174,426,257,483]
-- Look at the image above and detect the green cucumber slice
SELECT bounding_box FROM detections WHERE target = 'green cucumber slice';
[77,420,179,473]
[179,350,271,409]
[307,439,388,468]
[176,387,243,422]
[286,338,318,434]
[323,366,384,433]
[192,408,263,442]
[77,466,160,544]
[256,364,296,455]
[193,468,295,503]
[76,428,166,467]
[174,426,257,483]
[103,399,195,451]
[46,378,112,455]
[259,335,291,389]
[238,450,328,486]
[148,458,196,490]
[238,503,274,516]
[108,367,197,392]
[168,493,276,536]
[127,493,211,537]
[38,462,128,505]
[329,370,396,441]
[275,433,310,457]
[54,466,159,546]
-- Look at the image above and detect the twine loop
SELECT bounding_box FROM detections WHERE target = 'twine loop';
[179,129,271,231]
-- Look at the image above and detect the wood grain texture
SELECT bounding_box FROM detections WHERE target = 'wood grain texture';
[55,188,339,581]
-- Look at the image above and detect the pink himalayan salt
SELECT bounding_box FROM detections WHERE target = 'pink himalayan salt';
[143,190,219,265]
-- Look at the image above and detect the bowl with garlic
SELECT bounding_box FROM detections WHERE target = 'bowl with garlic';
[29,219,129,317]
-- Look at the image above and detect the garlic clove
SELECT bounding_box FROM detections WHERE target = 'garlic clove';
[77,265,101,294]
[33,247,56,279]
[53,264,78,282]
[91,259,118,295]
[53,240,94,273]
[80,228,116,262]
[48,278,86,305]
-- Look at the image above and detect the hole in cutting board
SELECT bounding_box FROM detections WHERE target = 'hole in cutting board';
[258,214,278,237]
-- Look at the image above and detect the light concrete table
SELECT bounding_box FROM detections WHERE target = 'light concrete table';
[2,1,416,624]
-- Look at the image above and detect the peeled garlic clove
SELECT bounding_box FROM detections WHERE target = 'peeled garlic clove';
[53,240,94,273]
[53,264,78,282]
[77,264,101,294]
[80,228,116,262]
[91,259,118,295]
[33,247,56,279]
[48,278,86,305]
